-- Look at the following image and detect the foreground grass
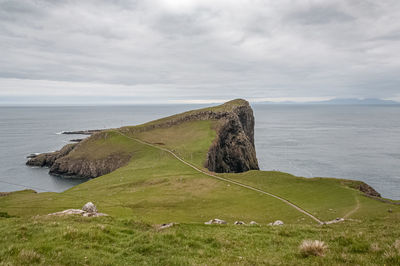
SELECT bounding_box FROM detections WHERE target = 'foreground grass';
[1,214,400,265]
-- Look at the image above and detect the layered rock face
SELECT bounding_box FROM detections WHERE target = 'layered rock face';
[26,99,259,178]
[204,103,259,173]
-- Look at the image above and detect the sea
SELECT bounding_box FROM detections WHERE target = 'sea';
[0,104,399,200]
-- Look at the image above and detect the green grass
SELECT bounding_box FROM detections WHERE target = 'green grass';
[1,215,400,265]
[1,100,400,264]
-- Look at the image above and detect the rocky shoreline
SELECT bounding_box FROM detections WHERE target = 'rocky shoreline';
[61,130,101,135]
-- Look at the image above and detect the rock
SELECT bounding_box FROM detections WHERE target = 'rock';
[205,218,227,225]
[26,144,77,167]
[234,221,246,225]
[272,220,284,226]
[357,182,381,197]
[49,209,85,216]
[62,130,101,135]
[48,203,107,217]
[249,221,259,225]
[205,100,259,173]
[324,218,344,225]
[82,202,97,213]
[159,223,176,230]
[388,209,393,213]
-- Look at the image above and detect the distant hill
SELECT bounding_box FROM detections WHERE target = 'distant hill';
[312,98,400,105]
[258,98,400,105]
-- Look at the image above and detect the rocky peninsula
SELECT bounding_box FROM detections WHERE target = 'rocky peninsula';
[27,99,259,178]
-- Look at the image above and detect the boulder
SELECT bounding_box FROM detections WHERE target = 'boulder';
[159,223,176,230]
[324,218,344,225]
[82,202,97,213]
[272,220,284,226]
[205,218,227,225]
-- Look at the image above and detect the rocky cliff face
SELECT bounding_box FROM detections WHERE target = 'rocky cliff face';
[26,99,259,178]
[204,102,259,173]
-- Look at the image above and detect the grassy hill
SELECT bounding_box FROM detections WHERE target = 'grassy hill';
[1,99,400,265]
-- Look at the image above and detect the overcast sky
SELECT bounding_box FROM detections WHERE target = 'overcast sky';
[1,0,399,104]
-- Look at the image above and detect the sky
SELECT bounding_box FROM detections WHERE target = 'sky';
[0,0,400,105]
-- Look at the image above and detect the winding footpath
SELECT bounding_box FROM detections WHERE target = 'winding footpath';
[114,130,324,225]
[343,196,360,219]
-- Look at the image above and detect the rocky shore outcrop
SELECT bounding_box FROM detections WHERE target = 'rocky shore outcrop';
[357,182,381,197]
[26,144,77,168]
[26,133,132,178]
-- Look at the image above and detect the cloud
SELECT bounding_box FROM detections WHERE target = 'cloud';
[0,0,399,104]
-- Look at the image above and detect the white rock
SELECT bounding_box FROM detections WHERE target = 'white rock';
[234,221,246,225]
[272,220,284,226]
[249,221,259,225]
[159,223,175,229]
[48,209,85,216]
[82,202,97,213]
[205,218,227,225]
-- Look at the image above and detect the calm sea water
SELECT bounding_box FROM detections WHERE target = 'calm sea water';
[0,104,399,200]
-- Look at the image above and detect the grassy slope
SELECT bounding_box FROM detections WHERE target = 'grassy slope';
[1,100,400,265]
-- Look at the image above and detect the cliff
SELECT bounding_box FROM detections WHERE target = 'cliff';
[26,99,259,178]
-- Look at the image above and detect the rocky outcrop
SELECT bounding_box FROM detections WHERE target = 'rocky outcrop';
[357,182,381,197]
[26,144,77,167]
[205,102,259,172]
[48,152,131,178]
[48,202,107,217]
[62,130,101,135]
[27,133,131,178]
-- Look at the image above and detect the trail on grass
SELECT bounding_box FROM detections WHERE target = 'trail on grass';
[343,196,360,219]
[114,130,324,225]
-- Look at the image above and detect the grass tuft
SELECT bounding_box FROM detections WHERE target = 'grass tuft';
[299,240,328,257]
[18,249,41,264]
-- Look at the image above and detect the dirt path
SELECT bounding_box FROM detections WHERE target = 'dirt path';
[343,196,360,219]
[114,130,324,225]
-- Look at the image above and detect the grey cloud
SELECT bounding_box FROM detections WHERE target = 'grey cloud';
[0,0,400,103]
[289,5,354,25]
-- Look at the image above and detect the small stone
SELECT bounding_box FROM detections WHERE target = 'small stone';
[249,221,258,225]
[272,220,284,226]
[234,221,246,225]
[82,202,97,213]
[205,218,227,225]
[159,223,175,230]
